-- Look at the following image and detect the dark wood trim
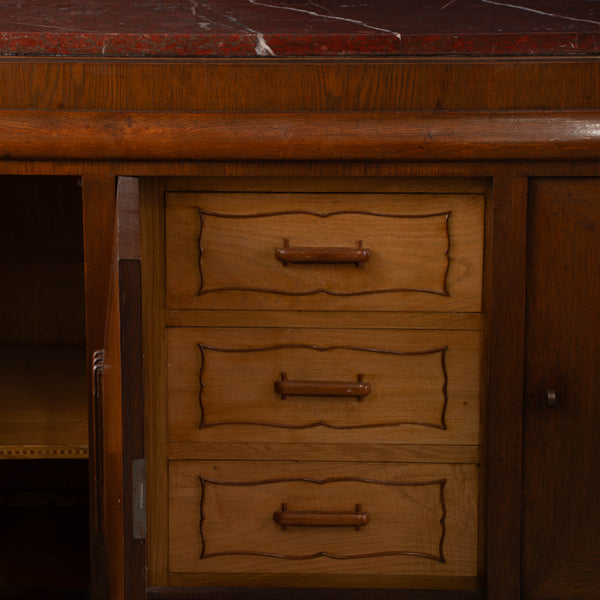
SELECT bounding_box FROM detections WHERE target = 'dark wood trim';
[484,177,528,600]
[1,111,600,162]
[82,175,117,600]
[1,159,600,178]
[119,258,146,600]
[117,177,146,599]
[146,587,483,600]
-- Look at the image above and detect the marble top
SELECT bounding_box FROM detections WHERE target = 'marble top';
[1,0,600,57]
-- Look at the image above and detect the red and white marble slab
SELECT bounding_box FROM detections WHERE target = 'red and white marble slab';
[0,0,599,57]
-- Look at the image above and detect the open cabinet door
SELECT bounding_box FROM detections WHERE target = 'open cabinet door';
[90,177,146,600]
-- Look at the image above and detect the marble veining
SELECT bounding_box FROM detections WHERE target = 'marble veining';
[247,0,403,39]
[0,0,598,57]
[480,0,600,27]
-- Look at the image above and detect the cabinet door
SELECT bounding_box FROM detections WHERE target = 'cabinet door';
[96,177,146,600]
[523,179,600,599]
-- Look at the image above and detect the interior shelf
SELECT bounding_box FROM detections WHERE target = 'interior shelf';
[0,344,88,459]
[0,176,90,594]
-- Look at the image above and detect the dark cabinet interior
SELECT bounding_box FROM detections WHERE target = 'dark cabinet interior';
[0,177,90,598]
[0,460,89,599]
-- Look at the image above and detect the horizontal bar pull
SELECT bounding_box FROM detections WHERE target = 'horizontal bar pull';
[275,373,371,401]
[274,503,369,530]
[275,239,370,266]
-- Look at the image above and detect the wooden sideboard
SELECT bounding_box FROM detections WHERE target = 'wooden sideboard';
[0,2,599,599]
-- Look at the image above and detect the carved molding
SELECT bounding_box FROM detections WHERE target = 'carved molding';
[1,110,600,161]
[198,475,447,562]
[197,209,450,298]
[197,343,449,430]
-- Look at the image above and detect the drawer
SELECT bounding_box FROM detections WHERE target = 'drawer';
[166,192,484,311]
[168,328,480,446]
[169,461,478,578]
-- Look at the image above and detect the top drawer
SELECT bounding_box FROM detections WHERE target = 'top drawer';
[166,192,484,312]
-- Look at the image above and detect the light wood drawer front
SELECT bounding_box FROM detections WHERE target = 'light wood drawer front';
[166,192,484,311]
[169,461,478,577]
[168,328,480,445]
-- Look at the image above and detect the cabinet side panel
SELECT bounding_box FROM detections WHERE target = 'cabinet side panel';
[484,177,528,600]
[141,178,170,586]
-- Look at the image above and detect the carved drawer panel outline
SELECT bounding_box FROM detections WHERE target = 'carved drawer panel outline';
[196,209,450,297]
[196,343,449,430]
[165,192,484,311]
[167,328,481,445]
[168,461,479,576]
[197,476,446,561]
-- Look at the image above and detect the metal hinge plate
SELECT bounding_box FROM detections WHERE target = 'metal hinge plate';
[132,458,147,540]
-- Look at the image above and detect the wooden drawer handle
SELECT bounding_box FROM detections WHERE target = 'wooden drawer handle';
[274,373,371,400]
[274,503,369,530]
[275,239,370,266]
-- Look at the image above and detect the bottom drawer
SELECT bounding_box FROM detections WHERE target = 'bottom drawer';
[169,461,478,581]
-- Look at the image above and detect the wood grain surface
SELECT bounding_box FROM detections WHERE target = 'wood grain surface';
[167,328,480,447]
[169,461,478,579]
[166,191,484,312]
[483,177,528,600]
[0,60,598,113]
[140,178,171,587]
[0,345,87,455]
[0,108,599,162]
[166,443,479,464]
[522,179,600,599]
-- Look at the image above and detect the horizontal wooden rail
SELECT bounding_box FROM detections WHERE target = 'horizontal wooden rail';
[1,110,600,161]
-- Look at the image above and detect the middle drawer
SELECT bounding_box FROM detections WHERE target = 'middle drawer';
[168,328,480,446]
